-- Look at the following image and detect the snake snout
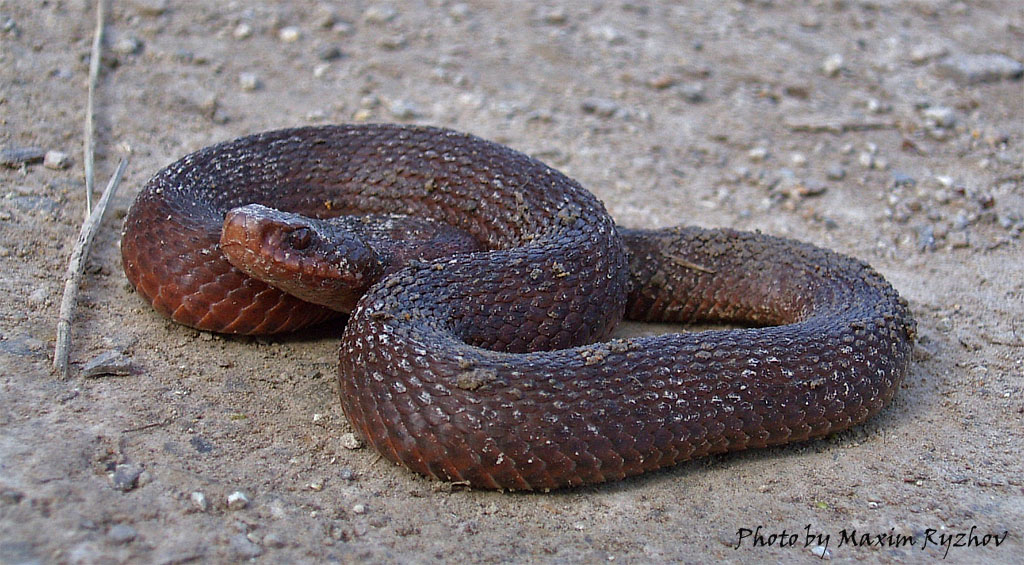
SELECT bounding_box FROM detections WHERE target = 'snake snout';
[220,204,383,313]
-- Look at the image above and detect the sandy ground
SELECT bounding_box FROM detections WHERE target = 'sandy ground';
[2,1,1022,563]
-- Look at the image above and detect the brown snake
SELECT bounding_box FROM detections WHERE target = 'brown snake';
[121,124,915,490]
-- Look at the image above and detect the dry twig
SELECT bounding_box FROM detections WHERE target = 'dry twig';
[53,0,127,378]
[84,0,106,215]
[53,158,129,378]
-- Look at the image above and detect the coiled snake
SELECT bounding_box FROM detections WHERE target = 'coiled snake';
[121,124,914,490]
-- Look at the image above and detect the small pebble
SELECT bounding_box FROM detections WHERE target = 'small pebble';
[797,179,827,197]
[865,97,890,114]
[227,491,249,510]
[922,106,956,128]
[952,210,973,230]
[0,488,25,505]
[111,36,142,55]
[822,54,844,77]
[332,20,355,35]
[909,44,948,64]
[82,350,136,378]
[580,97,620,118]
[539,6,568,24]
[229,533,262,558]
[387,99,421,120]
[317,45,343,61]
[43,151,72,169]
[937,53,1024,84]
[810,545,832,559]
[112,463,144,492]
[825,165,846,180]
[278,26,301,42]
[107,524,137,544]
[190,491,208,511]
[1,147,45,167]
[376,34,407,49]
[339,432,363,450]
[747,147,768,162]
[799,14,821,28]
[678,82,706,103]
[262,532,286,548]
[586,24,625,44]
[948,231,970,248]
[238,72,262,91]
[364,5,397,24]
[916,224,936,252]
[130,0,168,17]
[352,503,366,514]
[27,286,48,307]
[891,171,916,187]
[232,23,253,40]
[648,74,677,89]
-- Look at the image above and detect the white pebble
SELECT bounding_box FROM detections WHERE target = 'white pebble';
[44,150,71,170]
[339,432,363,450]
[822,54,844,77]
[278,26,301,42]
[111,36,142,55]
[227,491,249,510]
[232,23,252,40]
[190,491,208,511]
[352,503,366,514]
[586,24,624,44]
[922,106,956,128]
[238,72,262,91]
[747,147,768,162]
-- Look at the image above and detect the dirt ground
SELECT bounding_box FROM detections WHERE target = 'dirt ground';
[2,1,1022,563]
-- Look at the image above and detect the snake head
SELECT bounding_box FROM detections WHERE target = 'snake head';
[221,204,384,313]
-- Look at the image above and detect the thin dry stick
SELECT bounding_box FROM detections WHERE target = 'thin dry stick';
[84,0,106,216]
[54,157,129,378]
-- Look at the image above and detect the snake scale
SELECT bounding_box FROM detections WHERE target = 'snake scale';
[121,124,915,490]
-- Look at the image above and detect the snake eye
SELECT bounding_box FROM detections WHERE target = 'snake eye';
[288,227,312,250]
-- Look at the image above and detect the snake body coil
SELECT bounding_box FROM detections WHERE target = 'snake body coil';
[121,124,914,490]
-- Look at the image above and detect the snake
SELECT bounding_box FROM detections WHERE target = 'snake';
[121,124,915,490]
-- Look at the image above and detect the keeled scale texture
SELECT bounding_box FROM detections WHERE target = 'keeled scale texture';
[121,124,915,490]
